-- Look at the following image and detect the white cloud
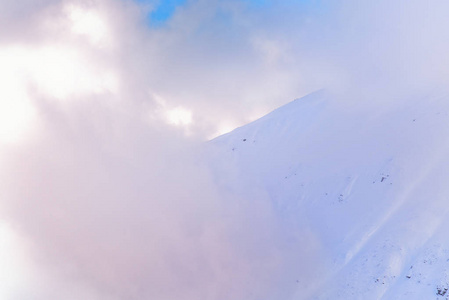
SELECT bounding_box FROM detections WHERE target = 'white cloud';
[65,3,111,46]
[0,47,37,144]
[166,106,192,126]
[27,46,118,99]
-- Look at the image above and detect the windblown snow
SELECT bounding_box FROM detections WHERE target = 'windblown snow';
[207,90,449,299]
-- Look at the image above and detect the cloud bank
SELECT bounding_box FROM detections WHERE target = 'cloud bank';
[1,0,449,299]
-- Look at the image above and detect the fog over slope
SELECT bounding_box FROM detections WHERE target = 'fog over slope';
[209,90,449,299]
[2,0,449,299]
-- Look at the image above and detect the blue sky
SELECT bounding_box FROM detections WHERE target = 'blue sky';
[134,0,287,26]
[133,0,328,27]
[145,0,187,26]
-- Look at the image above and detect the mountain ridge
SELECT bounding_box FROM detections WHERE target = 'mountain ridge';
[207,90,449,299]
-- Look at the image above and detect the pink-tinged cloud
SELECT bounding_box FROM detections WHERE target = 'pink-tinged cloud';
[1,0,449,299]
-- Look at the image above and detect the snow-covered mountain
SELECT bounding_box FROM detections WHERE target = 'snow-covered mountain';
[207,90,449,299]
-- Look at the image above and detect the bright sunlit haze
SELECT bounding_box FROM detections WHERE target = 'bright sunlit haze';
[2,0,449,299]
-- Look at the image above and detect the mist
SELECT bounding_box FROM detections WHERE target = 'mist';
[1,0,449,299]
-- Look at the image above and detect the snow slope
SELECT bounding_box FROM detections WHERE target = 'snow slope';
[207,90,449,299]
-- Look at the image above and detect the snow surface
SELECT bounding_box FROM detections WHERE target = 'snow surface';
[206,90,449,299]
